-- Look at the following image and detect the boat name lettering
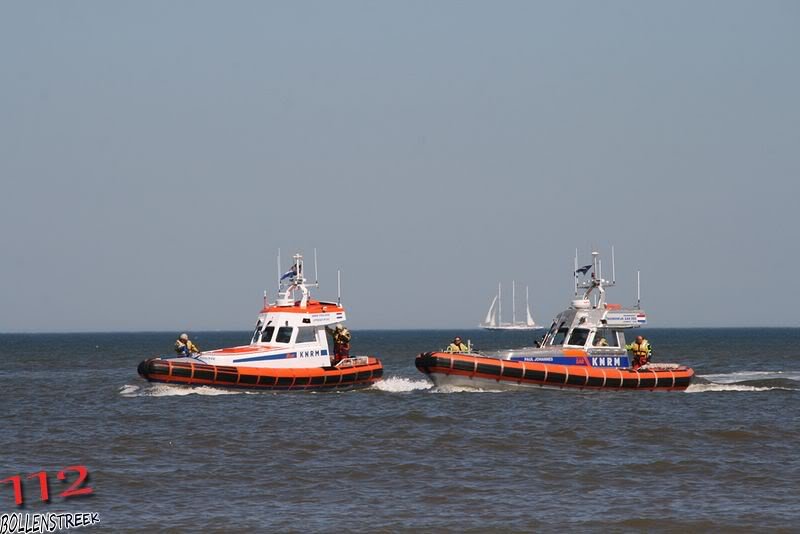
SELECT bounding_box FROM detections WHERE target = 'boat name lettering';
[311,314,331,322]
[606,312,638,322]
[521,357,553,362]
[298,349,322,358]
[591,357,622,367]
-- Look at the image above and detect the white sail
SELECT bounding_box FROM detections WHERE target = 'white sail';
[483,295,498,326]
[526,286,536,326]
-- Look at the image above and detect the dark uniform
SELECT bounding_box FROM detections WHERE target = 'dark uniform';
[326,325,351,362]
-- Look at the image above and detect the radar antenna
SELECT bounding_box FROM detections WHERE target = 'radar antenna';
[575,249,617,308]
[275,252,320,309]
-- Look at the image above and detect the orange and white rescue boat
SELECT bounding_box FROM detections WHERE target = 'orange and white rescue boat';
[417,250,694,391]
[138,253,383,391]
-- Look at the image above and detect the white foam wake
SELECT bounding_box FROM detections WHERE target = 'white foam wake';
[685,383,790,393]
[430,384,508,394]
[698,370,800,383]
[371,376,432,393]
[119,383,249,397]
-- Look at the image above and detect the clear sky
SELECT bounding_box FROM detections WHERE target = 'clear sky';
[1,1,798,332]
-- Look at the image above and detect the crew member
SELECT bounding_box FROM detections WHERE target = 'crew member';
[175,333,200,356]
[626,335,652,369]
[326,324,351,363]
[446,336,469,353]
[594,336,609,347]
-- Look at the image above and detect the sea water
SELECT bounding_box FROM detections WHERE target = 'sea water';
[1,329,798,531]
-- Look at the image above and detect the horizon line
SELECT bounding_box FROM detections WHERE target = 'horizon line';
[1,325,799,335]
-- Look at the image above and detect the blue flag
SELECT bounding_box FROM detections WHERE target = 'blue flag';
[280,266,297,280]
[575,264,592,275]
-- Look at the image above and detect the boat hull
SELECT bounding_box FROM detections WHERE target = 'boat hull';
[416,352,693,391]
[138,356,383,391]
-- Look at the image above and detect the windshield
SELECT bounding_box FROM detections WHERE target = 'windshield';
[551,326,569,346]
[593,328,620,347]
[566,328,590,347]
[260,326,275,343]
[251,321,262,344]
[296,327,317,344]
[276,327,293,344]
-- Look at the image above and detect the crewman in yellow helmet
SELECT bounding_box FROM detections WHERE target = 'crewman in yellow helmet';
[626,335,652,370]
[326,324,351,363]
[446,336,469,353]
[175,333,200,357]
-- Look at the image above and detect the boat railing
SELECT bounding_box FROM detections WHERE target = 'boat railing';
[335,356,370,368]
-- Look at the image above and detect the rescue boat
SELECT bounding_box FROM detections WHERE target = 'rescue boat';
[416,250,694,391]
[138,253,383,391]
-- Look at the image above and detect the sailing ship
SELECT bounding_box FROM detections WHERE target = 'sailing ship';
[481,281,540,330]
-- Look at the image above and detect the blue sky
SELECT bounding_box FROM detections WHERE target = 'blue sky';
[1,1,798,331]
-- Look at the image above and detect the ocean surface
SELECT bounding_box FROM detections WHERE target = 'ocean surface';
[2,328,799,532]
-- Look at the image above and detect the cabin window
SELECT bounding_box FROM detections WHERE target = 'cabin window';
[566,328,590,347]
[260,326,275,343]
[593,328,620,347]
[251,321,262,344]
[276,327,294,343]
[296,327,317,344]
[551,326,569,346]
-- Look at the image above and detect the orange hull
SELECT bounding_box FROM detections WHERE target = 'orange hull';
[416,352,693,391]
[138,357,383,391]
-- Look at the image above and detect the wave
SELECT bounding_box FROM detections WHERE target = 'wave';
[371,376,432,393]
[430,384,509,394]
[685,383,793,393]
[690,370,799,392]
[119,383,250,397]
[699,370,800,383]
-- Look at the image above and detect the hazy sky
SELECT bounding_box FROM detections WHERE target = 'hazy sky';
[2,1,798,332]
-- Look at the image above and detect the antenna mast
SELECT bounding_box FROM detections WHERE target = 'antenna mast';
[314,248,319,286]
[337,269,342,306]
[637,270,641,309]
[277,249,281,292]
[574,248,578,296]
[611,246,616,284]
